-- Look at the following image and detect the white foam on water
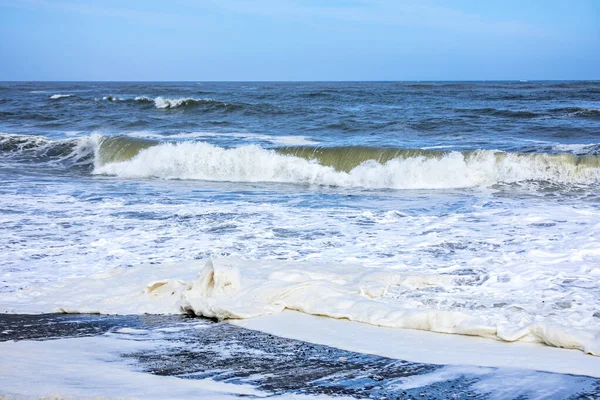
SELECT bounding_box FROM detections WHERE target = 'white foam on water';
[391,365,595,399]
[270,135,319,145]
[1,177,599,361]
[48,94,73,99]
[470,369,596,400]
[125,131,319,145]
[553,142,599,154]
[0,335,262,399]
[0,330,351,399]
[126,131,219,140]
[93,141,600,188]
[151,96,221,109]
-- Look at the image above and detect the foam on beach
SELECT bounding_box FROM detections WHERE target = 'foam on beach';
[2,258,598,357]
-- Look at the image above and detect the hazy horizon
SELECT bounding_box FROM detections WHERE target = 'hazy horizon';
[2,79,599,83]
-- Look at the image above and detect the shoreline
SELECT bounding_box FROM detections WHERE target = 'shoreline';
[235,310,600,378]
[1,313,599,399]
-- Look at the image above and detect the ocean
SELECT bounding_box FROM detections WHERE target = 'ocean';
[1,81,600,397]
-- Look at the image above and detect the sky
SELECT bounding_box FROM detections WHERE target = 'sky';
[0,0,599,81]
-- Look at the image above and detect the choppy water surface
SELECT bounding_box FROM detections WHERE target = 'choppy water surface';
[1,81,599,352]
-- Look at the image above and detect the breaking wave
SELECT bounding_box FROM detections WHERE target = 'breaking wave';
[93,142,600,188]
[132,96,238,110]
[2,133,600,189]
[0,133,95,167]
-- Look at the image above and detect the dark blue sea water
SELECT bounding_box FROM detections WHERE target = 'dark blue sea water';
[1,81,599,151]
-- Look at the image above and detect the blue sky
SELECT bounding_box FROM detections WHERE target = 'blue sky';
[1,0,598,80]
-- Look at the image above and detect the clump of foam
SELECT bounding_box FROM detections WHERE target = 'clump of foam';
[49,94,73,99]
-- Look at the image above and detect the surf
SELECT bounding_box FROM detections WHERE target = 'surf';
[2,133,600,188]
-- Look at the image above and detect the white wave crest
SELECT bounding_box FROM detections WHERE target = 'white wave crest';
[553,143,600,155]
[49,94,73,99]
[154,96,190,109]
[93,142,600,189]
[152,96,209,109]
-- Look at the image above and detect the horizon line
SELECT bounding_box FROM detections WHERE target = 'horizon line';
[1,79,599,83]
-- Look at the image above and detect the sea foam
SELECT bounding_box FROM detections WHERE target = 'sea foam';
[49,94,73,99]
[2,257,598,355]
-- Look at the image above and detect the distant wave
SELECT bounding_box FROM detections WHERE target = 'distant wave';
[103,95,125,102]
[88,95,243,111]
[549,107,600,119]
[49,94,73,100]
[95,95,281,114]
[457,107,600,119]
[133,96,237,110]
[134,96,153,103]
[459,108,540,118]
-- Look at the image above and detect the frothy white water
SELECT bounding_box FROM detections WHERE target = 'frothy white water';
[271,135,319,145]
[2,161,600,357]
[49,94,73,99]
[553,143,600,155]
[0,332,265,399]
[2,257,598,355]
[93,141,600,188]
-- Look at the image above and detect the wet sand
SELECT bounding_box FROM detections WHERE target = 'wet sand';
[1,314,599,399]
